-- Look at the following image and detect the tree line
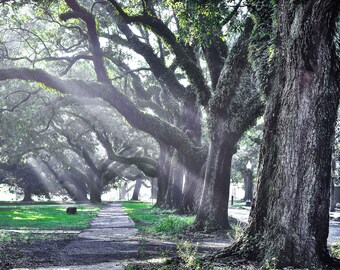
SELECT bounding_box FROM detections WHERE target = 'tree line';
[0,0,339,268]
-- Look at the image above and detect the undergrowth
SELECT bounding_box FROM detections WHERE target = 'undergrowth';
[330,240,340,259]
[123,201,194,236]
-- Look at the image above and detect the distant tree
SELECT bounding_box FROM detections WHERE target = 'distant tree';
[231,121,262,201]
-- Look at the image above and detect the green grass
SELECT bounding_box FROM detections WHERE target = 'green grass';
[123,201,194,236]
[0,203,102,242]
[0,203,102,231]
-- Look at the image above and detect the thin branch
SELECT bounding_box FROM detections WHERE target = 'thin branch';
[0,67,204,163]
[111,67,151,80]
[220,0,242,26]
[0,89,40,113]
[61,0,111,84]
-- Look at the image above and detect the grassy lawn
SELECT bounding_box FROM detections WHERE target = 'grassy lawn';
[0,203,102,242]
[123,201,194,236]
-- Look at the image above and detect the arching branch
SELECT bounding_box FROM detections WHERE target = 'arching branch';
[0,68,203,162]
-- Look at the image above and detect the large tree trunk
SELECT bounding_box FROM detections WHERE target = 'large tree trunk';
[194,132,235,230]
[177,94,204,214]
[88,182,102,204]
[330,157,336,212]
[155,142,172,207]
[192,20,257,228]
[232,1,340,268]
[22,181,33,202]
[86,170,102,204]
[243,170,253,202]
[165,152,184,209]
[179,163,204,214]
[330,178,336,212]
[131,178,142,201]
[66,172,89,202]
[150,178,157,200]
[119,182,128,200]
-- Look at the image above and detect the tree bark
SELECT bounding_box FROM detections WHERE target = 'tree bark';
[66,169,90,202]
[179,166,204,214]
[131,178,142,201]
[150,178,157,200]
[177,93,204,214]
[22,182,33,202]
[89,186,102,203]
[232,1,340,268]
[119,181,128,200]
[330,178,336,212]
[192,19,260,229]
[86,170,102,204]
[194,128,236,230]
[330,157,336,212]
[155,142,172,207]
[165,152,184,209]
[243,170,253,202]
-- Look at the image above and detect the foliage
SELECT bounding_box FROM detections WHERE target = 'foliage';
[231,119,262,184]
[0,203,102,231]
[230,221,244,240]
[123,201,194,236]
[0,82,55,164]
[330,240,340,259]
[166,0,245,46]
[176,240,200,269]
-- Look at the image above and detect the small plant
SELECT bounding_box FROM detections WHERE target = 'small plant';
[230,221,244,240]
[330,240,340,259]
[176,240,201,269]
[265,257,276,270]
[123,202,194,236]
[154,215,193,234]
[138,235,147,259]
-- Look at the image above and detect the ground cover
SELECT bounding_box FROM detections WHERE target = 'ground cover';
[122,201,194,236]
[123,201,236,269]
[0,202,103,270]
[0,202,102,242]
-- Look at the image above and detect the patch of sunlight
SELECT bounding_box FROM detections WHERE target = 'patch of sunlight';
[56,207,68,211]
[78,208,99,212]
[147,258,168,264]
[13,215,54,220]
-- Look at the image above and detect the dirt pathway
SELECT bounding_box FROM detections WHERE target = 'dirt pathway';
[10,202,232,270]
[12,202,138,270]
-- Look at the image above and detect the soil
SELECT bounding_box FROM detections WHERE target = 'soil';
[0,202,235,270]
[0,237,74,270]
[0,230,232,270]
